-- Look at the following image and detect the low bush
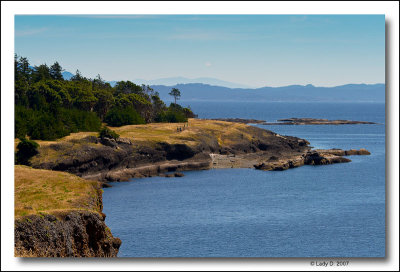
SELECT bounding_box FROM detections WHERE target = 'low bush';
[99,127,119,140]
[15,138,39,165]
[155,110,187,123]
[155,103,188,123]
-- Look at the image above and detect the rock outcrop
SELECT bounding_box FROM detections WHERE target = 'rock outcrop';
[15,211,121,257]
[213,117,378,125]
[14,166,121,257]
[30,121,312,182]
[29,120,371,181]
[210,118,267,124]
[84,157,211,181]
[254,149,369,171]
[264,118,377,125]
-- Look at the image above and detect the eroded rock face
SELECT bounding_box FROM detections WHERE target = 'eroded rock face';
[303,151,352,165]
[268,118,377,125]
[254,156,305,171]
[313,148,371,156]
[210,117,378,125]
[158,142,196,161]
[32,126,311,182]
[100,137,118,148]
[254,148,368,171]
[38,142,131,175]
[14,211,121,257]
[31,130,368,181]
[161,172,185,178]
[116,137,132,145]
[345,148,371,155]
[98,159,210,182]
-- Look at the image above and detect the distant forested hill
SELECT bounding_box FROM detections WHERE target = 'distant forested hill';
[151,83,385,103]
[59,70,384,103]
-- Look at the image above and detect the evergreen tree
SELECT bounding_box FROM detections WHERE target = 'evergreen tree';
[33,64,51,82]
[169,88,181,104]
[49,61,64,80]
[71,69,84,81]
[14,56,195,140]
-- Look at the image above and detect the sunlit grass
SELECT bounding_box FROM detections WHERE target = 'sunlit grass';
[15,165,101,218]
[111,118,261,147]
[18,118,275,168]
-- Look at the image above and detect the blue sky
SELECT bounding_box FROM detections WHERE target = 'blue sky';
[15,15,385,87]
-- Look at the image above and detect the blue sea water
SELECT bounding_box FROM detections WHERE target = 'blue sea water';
[103,102,385,257]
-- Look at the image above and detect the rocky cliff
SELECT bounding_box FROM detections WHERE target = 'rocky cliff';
[14,166,121,257]
[15,211,121,257]
[30,119,311,182]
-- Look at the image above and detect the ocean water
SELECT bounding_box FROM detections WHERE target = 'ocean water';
[103,102,385,257]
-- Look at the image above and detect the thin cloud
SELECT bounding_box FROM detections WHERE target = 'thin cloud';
[168,32,218,41]
[68,15,160,19]
[167,31,243,41]
[15,27,48,37]
[205,61,212,67]
[289,15,308,23]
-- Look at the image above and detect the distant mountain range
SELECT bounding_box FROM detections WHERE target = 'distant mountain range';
[60,71,384,103]
[61,71,74,80]
[128,77,251,89]
[62,73,251,88]
[152,83,385,103]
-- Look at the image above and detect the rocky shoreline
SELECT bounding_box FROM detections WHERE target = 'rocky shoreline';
[17,119,372,257]
[265,118,377,125]
[253,148,370,171]
[211,117,377,125]
[209,148,370,171]
[29,119,371,182]
[210,118,267,124]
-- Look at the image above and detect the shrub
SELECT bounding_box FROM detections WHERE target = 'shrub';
[15,138,39,165]
[155,103,188,123]
[99,127,119,140]
[168,103,183,111]
[155,110,187,123]
[183,107,195,118]
[104,107,145,127]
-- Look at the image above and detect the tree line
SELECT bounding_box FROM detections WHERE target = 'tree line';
[15,55,195,141]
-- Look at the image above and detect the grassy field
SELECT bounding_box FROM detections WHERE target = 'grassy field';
[111,118,261,147]
[18,119,275,170]
[15,165,101,218]
[18,118,267,151]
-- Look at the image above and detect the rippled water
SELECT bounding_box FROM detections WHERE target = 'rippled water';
[103,102,385,257]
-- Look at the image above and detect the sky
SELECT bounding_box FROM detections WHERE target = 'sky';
[14,15,385,87]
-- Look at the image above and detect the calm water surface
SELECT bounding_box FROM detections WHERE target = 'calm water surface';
[103,102,385,257]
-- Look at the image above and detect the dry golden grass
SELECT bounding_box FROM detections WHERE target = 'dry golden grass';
[19,119,271,167]
[15,119,257,150]
[111,118,256,147]
[15,165,101,218]
[34,132,98,148]
[15,132,99,164]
